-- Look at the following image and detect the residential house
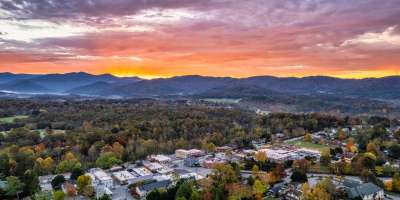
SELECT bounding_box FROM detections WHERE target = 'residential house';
[345,182,384,200]
[135,180,171,198]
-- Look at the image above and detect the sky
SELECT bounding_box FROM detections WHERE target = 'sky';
[0,0,400,79]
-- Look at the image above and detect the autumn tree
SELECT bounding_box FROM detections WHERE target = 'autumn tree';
[320,148,331,166]
[304,133,312,142]
[255,151,267,163]
[77,174,94,196]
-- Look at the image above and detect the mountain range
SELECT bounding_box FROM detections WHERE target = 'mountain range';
[1,72,400,100]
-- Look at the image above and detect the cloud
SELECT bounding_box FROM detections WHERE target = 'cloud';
[1,0,400,78]
[342,26,400,49]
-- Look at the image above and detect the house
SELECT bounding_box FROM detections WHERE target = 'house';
[148,155,172,164]
[89,168,114,189]
[38,175,53,191]
[184,157,200,167]
[202,158,227,168]
[345,182,384,200]
[129,167,154,184]
[143,161,163,172]
[175,149,204,159]
[95,185,113,198]
[135,180,171,198]
[216,146,232,153]
[112,170,136,185]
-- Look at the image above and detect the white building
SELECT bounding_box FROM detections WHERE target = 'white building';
[89,168,114,189]
[175,149,204,159]
[112,170,137,185]
[130,167,154,184]
[258,149,298,161]
[143,161,163,172]
[148,154,172,164]
[38,175,53,191]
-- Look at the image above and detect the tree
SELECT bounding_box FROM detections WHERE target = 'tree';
[190,189,201,200]
[112,142,124,159]
[53,190,65,200]
[22,169,39,195]
[389,144,400,159]
[70,166,84,180]
[95,194,112,200]
[290,170,307,183]
[176,181,195,200]
[51,175,66,190]
[96,152,122,169]
[65,182,77,197]
[304,133,312,142]
[346,138,357,153]
[33,191,52,200]
[393,173,400,192]
[77,174,92,194]
[56,152,81,173]
[320,148,331,166]
[36,157,55,174]
[252,179,267,198]
[255,151,267,163]
[338,131,346,141]
[384,180,393,192]
[4,176,24,198]
[366,143,378,155]
[146,189,163,200]
[0,153,10,177]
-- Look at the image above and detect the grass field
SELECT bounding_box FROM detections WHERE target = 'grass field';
[0,115,29,123]
[287,140,328,151]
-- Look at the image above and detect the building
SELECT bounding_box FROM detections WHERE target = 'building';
[135,180,171,198]
[38,175,53,191]
[89,168,114,189]
[216,146,232,153]
[129,167,154,184]
[143,161,163,172]
[297,148,321,159]
[346,182,384,200]
[175,149,204,159]
[148,154,172,164]
[112,170,136,185]
[258,149,298,161]
[184,157,200,167]
[202,158,227,168]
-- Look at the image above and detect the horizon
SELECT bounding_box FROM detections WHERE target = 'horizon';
[1,0,400,78]
[2,71,400,80]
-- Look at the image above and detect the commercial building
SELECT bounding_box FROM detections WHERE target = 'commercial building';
[175,149,205,159]
[112,170,136,185]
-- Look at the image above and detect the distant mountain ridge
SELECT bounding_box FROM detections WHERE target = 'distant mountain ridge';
[1,72,400,100]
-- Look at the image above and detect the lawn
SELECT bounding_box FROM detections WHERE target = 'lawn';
[287,140,328,151]
[0,115,29,123]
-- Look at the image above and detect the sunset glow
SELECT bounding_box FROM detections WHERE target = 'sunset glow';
[1,0,399,78]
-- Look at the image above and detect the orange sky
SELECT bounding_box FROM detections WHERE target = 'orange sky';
[0,0,400,79]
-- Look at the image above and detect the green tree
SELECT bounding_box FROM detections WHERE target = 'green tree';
[51,175,66,190]
[22,169,40,195]
[53,190,65,200]
[56,152,81,173]
[95,194,112,200]
[33,191,53,200]
[176,181,194,200]
[70,166,84,180]
[96,152,122,169]
[5,176,25,198]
